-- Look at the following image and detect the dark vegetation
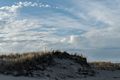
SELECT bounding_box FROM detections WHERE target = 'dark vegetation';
[0,50,94,77]
[90,62,120,71]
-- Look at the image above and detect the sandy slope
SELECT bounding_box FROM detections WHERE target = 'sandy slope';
[82,70,120,80]
[0,51,119,80]
[0,70,120,80]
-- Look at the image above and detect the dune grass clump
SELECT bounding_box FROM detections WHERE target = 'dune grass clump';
[0,50,88,76]
[90,62,120,71]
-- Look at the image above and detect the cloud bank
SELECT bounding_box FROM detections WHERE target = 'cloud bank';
[0,0,120,62]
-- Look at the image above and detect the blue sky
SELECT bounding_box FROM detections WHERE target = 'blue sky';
[0,0,120,62]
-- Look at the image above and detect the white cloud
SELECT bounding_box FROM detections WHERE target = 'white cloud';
[60,35,80,44]
[17,1,51,8]
[0,0,120,56]
[0,1,55,52]
[0,4,21,12]
[66,0,120,49]
[0,1,52,14]
[83,25,120,48]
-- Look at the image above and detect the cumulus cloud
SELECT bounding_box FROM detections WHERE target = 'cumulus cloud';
[0,1,51,12]
[60,35,80,44]
[16,1,51,8]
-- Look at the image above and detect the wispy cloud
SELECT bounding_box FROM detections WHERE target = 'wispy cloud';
[0,1,54,52]
[0,0,120,61]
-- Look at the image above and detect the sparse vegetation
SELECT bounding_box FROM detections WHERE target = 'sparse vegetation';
[90,62,120,71]
[0,50,119,80]
[0,50,93,77]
